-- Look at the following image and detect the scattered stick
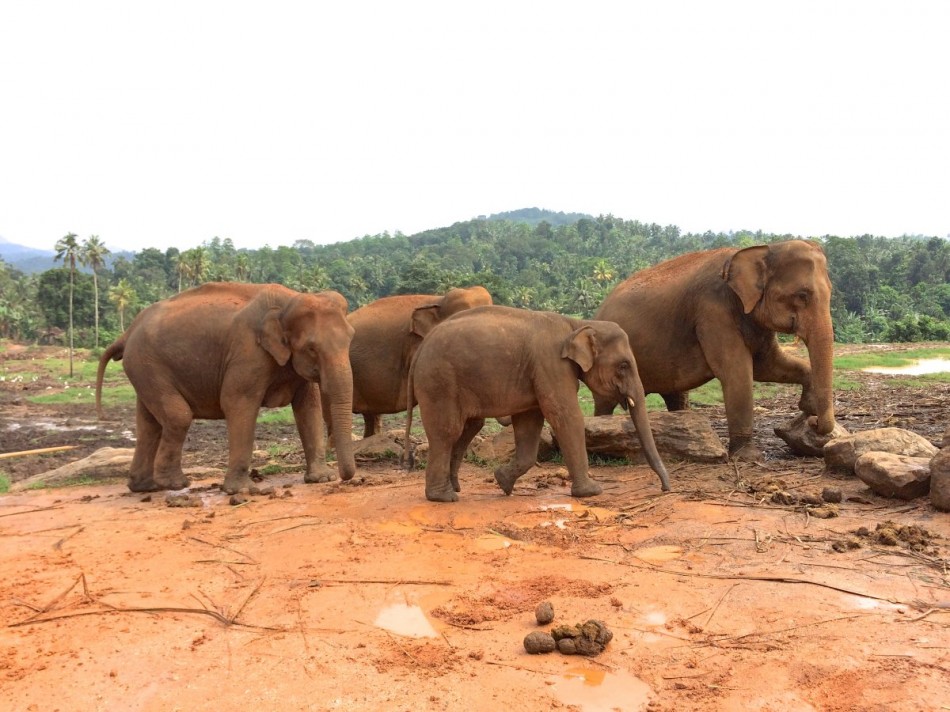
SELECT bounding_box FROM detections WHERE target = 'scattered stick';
[0,505,62,519]
[704,583,739,630]
[0,445,78,460]
[54,526,84,550]
[314,578,453,586]
[9,605,284,631]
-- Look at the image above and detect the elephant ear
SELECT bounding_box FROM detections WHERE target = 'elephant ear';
[563,326,597,373]
[410,304,442,338]
[258,308,292,366]
[723,245,770,314]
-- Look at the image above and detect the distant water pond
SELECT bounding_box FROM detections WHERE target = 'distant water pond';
[862,358,950,375]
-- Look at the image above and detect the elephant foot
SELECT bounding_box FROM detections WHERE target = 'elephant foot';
[128,477,162,493]
[222,473,254,495]
[450,472,461,493]
[494,465,519,496]
[304,465,339,484]
[571,476,603,498]
[729,439,763,462]
[425,487,459,503]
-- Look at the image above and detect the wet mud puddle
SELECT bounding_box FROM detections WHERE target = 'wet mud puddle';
[550,665,654,711]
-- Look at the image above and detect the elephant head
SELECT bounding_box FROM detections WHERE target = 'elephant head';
[723,240,836,435]
[259,290,357,478]
[410,286,493,337]
[564,322,671,491]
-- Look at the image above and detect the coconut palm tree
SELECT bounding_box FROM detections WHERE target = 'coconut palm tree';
[80,234,111,348]
[108,278,137,331]
[54,232,80,377]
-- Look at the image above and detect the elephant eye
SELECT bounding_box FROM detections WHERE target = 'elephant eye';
[795,289,811,304]
[618,360,630,372]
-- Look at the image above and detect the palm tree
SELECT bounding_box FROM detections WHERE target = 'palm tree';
[186,246,211,287]
[80,235,111,348]
[235,253,251,282]
[173,253,193,292]
[54,232,80,377]
[108,279,137,331]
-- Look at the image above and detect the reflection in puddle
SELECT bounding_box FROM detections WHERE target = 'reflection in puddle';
[475,533,517,551]
[863,358,950,375]
[551,666,653,711]
[373,602,438,638]
[539,503,574,512]
[642,610,667,626]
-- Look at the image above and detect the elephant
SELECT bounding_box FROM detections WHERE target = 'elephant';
[594,239,836,460]
[94,282,357,494]
[405,305,670,502]
[335,286,493,437]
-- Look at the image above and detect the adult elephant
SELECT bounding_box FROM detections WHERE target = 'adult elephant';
[338,286,493,437]
[594,240,836,460]
[406,305,670,502]
[95,282,357,493]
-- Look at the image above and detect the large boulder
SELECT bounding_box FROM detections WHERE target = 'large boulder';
[470,426,557,463]
[774,413,850,457]
[824,428,939,473]
[577,412,727,464]
[930,448,950,512]
[853,452,931,500]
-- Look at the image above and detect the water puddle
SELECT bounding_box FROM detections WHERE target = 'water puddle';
[550,666,653,711]
[862,357,950,375]
[373,602,438,638]
[6,418,103,433]
[474,532,519,551]
[641,610,667,626]
[539,503,574,512]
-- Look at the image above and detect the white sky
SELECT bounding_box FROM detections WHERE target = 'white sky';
[1,1,948,253]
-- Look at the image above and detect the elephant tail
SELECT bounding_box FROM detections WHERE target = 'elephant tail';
[95,337,126,420]
[403,358,417,471]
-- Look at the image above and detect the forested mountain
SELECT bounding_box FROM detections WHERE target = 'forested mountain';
[1,209,948,346]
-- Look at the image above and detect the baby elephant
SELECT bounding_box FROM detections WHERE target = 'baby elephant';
[406,305,670,502]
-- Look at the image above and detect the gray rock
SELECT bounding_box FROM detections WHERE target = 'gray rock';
[853,452,931,500]
[577,412,727,464]
[471,426,556,464]
[774,413,850,457]
[353,431,404,462]
[824,428,939,473]
[929,448,950,511]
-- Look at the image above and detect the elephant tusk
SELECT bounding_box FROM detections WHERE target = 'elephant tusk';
[627,396,636,409]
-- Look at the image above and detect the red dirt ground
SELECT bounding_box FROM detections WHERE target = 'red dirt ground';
[1,344,948,711]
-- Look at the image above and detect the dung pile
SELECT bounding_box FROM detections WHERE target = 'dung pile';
[523,600,613,657]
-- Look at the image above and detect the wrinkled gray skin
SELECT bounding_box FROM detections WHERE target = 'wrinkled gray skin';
[406,305,670,502]
[334,286,493,438]
[95,282,357,494]
[594,240,836,460]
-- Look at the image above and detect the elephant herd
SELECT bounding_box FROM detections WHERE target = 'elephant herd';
[95,239,836,503]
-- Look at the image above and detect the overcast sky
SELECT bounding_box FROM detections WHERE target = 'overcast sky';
[1,1,947,253]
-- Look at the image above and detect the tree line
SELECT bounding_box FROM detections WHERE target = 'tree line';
[1,211,949,350]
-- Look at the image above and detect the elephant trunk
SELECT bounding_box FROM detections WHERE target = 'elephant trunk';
[803,321,836,435]
[627,392,671,492]
[324,367,357,480]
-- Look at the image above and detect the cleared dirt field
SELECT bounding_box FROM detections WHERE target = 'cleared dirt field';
[1,343,948,711]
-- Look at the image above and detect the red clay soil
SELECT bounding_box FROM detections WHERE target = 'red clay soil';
[1,344,948,711]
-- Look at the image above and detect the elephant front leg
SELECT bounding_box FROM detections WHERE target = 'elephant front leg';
[546,406,602,498]
[294,385,337,484]
[720,368,761,461]
[222,405,260,494]
[494,410,544,495]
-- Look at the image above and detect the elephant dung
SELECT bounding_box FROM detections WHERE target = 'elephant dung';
[551,619,613,656]
[523,631,557,655]
[928,448,950,511]
[774,412,850,457]
[853,452,932,500]
[579,412,727,464]
[471,426,556,464]
[823,428,939,473]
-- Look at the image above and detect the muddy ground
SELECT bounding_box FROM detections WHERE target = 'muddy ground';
[1,344,948,711]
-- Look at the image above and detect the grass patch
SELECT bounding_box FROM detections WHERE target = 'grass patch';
[29,383,136,407]
[0,472,10,494]
[834,346,950,371]
[257,407,295,425]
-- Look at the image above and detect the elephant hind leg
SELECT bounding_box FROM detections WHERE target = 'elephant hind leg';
[362,413,383,438]
[128,400,163,492]
[449,418,485,493]
[151,395,193,491]
[662,392,690,411]
[494,409,544,495]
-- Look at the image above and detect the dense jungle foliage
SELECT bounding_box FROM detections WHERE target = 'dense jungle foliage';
[1,208,949,347]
